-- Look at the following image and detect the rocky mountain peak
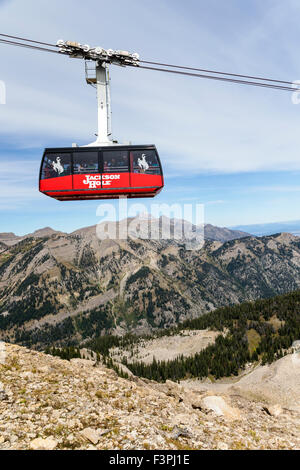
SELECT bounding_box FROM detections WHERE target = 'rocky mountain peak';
[32,227,59,238]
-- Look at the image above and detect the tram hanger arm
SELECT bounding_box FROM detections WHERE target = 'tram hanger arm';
[56,40,140,67]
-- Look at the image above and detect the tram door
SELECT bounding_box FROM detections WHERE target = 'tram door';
[102,150,130,193]
[72,151,100,192]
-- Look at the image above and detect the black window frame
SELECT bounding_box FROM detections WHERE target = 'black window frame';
[40,152,72,180]
[72,150,101,175]
[130,149,162,175]
[102,150,130,174]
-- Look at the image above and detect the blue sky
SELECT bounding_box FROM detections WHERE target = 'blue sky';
[1,0,300,234]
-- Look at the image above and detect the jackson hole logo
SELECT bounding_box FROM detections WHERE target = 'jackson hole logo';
[83,174,121,188]
[52,157,64,175]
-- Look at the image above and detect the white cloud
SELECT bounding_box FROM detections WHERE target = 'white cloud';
[0,0,300,175]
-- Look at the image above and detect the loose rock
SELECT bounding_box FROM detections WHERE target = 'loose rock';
[29,438,58,451]
[263,404,283,417]
[201,396,241,421]
[81,428,100,445]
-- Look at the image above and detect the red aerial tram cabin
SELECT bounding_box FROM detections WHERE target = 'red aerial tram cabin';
[39,145,164,201]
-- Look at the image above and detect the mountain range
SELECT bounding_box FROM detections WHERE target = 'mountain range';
[0,222,249,245]
[1,217,300,348]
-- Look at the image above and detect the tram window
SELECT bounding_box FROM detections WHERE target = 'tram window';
[131,150,161,175]
[73,152,99,174]
[103,151,129,173]
[41,154,71,179]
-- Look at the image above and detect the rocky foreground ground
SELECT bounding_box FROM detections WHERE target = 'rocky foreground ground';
[0,343,299,450]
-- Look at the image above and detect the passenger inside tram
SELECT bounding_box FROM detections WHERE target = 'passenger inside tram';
[103,153,128,173]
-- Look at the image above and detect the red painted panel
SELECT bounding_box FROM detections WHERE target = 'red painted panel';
[40,175,72,192]
[130,173,163,189]
[102,172,130,189]
[40,173,163,200]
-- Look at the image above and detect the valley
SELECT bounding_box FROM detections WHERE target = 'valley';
[0,219,300,350]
